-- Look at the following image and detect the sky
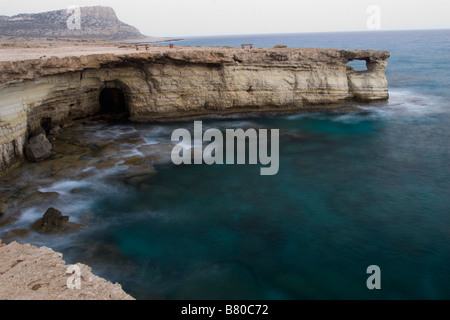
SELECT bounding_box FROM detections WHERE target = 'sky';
[1,0,450,37]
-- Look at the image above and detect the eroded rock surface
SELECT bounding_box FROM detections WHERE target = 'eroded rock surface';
[0,240,134,300]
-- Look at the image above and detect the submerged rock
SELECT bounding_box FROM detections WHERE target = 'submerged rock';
[0,229,29,243]
[124,164,157,185]
[0,216,18,228]
[42,208,69,230]
[25,134,53,162]
[32,207,83,234]
[21,191,60,209]
[137,142,175,164]
[125,163,156,176]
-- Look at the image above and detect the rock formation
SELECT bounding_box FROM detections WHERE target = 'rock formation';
[0,46,390,173]
[0,240,134,300]
[31,207,83,234]
[0,6,145,41]
[25,133,52,162]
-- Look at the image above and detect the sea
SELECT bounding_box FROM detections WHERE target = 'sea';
[1,29,450,299]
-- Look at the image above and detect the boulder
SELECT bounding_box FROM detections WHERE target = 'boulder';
[32,207,82,234]
[273,44,287,48]
[25,134,52,162]
[41,208,69,231]
[125,163,157,177]
[124,164,157,185]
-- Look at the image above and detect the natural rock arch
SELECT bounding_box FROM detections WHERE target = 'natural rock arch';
[347,58,369,72]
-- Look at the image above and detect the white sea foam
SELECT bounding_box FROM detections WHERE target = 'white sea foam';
[142,137,166,145]
[124,148,144,157]
[214,120,258,129]
[331,113,367,123]
[82,124,138,140]
[82,166,96,172]
[285,113,314,120]
[352,90,447,125]
[18,207,43,223]
[39,180,90,195]
[284,89,445,124]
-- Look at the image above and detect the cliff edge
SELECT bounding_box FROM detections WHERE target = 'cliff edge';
[0,239,134,300]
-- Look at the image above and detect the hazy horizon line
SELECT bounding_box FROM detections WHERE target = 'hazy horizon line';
[157,28,450,39]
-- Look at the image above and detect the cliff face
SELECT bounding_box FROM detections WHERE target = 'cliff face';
[0,6,144,40]
[0,47,390,173]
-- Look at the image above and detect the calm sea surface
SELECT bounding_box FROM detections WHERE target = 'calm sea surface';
[1,30,450,299]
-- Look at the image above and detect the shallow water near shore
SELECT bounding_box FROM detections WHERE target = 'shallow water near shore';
[1,29,450,299]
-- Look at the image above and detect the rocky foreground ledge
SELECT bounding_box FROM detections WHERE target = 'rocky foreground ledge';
[0,239,134,300]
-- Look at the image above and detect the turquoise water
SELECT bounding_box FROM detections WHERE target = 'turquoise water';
[2,30,450,299]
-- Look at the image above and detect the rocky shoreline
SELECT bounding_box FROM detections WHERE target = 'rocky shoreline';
[0,36,390,299]
[0,115,164,228]
[0,115,166,300]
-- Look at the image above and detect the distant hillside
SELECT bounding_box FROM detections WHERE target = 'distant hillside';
[0,6,148,41]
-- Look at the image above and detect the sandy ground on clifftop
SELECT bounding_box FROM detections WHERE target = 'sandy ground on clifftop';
[0,36,181,61]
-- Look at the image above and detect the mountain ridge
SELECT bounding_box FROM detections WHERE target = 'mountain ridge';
[0,6,149,41]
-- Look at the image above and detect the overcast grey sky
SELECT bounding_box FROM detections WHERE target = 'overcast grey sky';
[1,0,450,36]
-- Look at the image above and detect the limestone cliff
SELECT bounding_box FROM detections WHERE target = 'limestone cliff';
[0,46,389,173]
[0,240,134,300]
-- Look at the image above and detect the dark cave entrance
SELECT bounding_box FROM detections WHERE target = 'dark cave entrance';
[40,117,52,135]
[99,87,129,118]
